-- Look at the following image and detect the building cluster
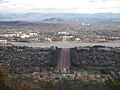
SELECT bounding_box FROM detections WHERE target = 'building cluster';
[0,22,120,44]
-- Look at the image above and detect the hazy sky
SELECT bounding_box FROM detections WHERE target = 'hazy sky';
[0,0,120,13]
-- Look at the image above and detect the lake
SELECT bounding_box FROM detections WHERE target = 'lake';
[13,42,120,48]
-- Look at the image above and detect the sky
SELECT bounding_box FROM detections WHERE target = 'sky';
[0,0,120,13]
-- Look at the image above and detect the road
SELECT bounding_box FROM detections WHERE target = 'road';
[58,48,70,73]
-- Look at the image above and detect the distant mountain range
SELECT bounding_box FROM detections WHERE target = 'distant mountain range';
[41,18,68,23]
[0,13,120,24]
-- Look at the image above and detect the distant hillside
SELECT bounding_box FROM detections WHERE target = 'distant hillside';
[0,13,120,24]
[41,18,69,23]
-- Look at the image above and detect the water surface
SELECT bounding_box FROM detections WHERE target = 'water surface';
[14,42,120,48]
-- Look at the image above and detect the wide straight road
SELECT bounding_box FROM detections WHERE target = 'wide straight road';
[58,48,70,73]
[62,48,68,69]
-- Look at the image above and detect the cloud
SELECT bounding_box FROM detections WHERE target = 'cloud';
[0,0,10,4]
[89,0,107,3]
[0,0,120,13]
[0,0,4,3]
[29,7,78,13]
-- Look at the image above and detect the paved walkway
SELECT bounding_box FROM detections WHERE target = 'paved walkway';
[58,48,70,73]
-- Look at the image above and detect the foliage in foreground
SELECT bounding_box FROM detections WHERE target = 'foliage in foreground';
[105,76,120,90]
[0,65,120,90]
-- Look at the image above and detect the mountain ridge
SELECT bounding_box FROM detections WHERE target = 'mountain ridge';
[0,13,120,24]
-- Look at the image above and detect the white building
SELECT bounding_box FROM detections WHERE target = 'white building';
[45,37,52,42]
[75,38,80,41]
[95,39,106,42]
[29,32,38,36]
[0,40,7,44]
[62,36,73,42]
[58,31,70,35]
[21,34,30,38]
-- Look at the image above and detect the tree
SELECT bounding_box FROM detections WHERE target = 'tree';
[0,65,12,90]
[105,76,120,90]
[18,81,40,90]
[45,80,55,90]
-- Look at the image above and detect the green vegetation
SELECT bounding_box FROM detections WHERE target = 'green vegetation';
[0,45,120,90]
[1,65,120,90]
[0,66,12,90]
[70,46,120,75]
[49,47,61,68]
[105,76,120,90]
